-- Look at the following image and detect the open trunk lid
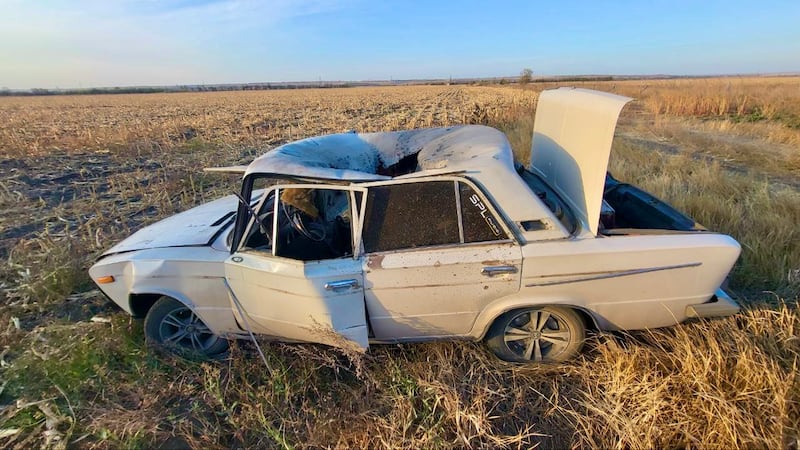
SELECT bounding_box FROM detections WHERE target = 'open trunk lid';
[529,88,632,236]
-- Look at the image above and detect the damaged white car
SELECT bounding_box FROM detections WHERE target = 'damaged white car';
[89,88,741,363]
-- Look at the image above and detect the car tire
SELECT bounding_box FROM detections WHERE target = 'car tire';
[144,296,229,358]
[485,306,585,363]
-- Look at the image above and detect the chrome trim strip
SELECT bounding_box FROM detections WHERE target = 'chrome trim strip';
[524,262,701,287]
[271,187,280,257]
[454,181,465,243]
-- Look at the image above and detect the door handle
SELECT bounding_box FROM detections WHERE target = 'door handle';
[324,279,361,291]
[481,265,517,276]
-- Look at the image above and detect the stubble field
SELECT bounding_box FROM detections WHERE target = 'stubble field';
[0,79,798,448]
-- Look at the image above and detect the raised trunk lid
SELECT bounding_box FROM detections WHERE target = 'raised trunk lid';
[529,88,632,236]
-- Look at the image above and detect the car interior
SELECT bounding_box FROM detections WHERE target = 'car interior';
[243,187,354,261]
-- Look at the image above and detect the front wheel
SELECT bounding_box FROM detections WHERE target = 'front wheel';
[485,306,585,363]
[144,296,229,358]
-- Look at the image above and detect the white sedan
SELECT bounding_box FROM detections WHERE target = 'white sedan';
[90,88,740,363]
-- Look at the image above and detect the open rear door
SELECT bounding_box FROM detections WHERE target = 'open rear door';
[224,184,369,350]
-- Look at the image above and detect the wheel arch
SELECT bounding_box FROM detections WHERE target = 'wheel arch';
[129,293,161,318]
[129,288,196,319]
[471,298,601,340]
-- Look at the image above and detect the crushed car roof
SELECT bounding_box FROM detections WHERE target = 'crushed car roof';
[243,125,516,180]
[207,87,632,238]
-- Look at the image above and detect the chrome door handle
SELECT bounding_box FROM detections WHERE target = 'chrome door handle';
[324,279,361,291]
[481,265,517,276]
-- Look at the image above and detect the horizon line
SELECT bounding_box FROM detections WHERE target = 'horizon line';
[3,71,799,93]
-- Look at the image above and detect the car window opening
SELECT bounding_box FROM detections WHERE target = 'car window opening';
[244,188,354,261]
[362,180,506,253]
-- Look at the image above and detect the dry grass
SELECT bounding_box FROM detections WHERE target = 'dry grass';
[542,77,800,178]
[535,76,800,132]
[1,304,796,449]
[0,81,798,448]
[565,304,799,449]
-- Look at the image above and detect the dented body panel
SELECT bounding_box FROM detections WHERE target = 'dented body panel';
[225,252,369,348]
[90,87,742,357]
[364,241,521,340]
[88,246,240,335]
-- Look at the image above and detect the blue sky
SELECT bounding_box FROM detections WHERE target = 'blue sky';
[1,0,798,89]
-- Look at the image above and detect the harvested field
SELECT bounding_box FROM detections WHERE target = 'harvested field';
[0,81,798,448]
[0,86,536,157]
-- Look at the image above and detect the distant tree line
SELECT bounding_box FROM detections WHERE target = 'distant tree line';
[0,83,361,97]
[0,74,682,97]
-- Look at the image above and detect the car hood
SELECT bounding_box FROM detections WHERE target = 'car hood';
[529,87,632,236]
[102,194,237,256]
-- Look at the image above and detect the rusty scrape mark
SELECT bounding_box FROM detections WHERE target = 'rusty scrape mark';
[367,254,385,269]
[482,260,503,265]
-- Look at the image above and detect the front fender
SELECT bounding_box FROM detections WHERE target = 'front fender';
[91,248,239,335]
[128,279,240,336]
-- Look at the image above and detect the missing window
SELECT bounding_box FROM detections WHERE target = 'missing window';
[243,187,355,261]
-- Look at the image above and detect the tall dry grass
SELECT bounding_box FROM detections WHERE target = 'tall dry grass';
[531,76,800,125]
[515,77,800,180]
[2,302,796,448]
[565,304,799,449]
[630,77,800,124]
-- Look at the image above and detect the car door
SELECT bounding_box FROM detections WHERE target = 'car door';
[223,183,370,349]
[360,178,522,340]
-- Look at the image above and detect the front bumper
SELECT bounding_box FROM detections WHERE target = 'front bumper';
[685,288,740,319]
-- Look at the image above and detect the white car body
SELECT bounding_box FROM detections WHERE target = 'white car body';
[90,88,740,358]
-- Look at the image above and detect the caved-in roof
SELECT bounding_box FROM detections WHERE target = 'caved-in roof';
[243,125,516,180]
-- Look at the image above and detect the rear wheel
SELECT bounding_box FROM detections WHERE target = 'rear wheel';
[144,296,229,358]
[485,306,585,363]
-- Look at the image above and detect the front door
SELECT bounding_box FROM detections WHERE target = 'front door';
[224,183,369,349]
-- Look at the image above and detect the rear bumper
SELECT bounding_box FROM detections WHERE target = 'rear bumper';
[685,288,740,319]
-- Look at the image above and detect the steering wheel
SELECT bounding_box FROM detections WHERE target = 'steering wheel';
[281,202,326,242]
